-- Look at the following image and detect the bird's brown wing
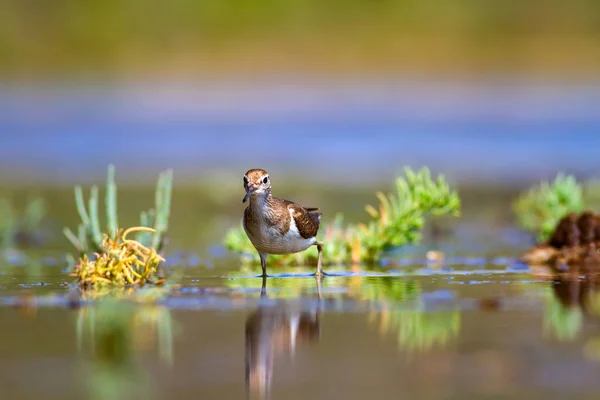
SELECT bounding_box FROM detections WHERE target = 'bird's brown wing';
[283,201,321,239]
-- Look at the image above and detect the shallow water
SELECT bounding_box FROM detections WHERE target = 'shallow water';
[2,183,595,399]
[2,258,600,400]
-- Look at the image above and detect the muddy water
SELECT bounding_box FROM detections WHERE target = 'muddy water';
[0,187,598,399]
[1,262,600,400]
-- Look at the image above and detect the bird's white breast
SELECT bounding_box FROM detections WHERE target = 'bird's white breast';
[245,208,316,255]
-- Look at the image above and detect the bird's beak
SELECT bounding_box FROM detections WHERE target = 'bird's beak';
[243,187,254,203]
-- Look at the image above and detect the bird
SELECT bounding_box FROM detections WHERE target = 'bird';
[241,168,324,278]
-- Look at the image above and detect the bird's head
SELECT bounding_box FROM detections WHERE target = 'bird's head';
[243,169,271,203]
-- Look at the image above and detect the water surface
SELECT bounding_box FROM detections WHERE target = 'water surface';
[1,259,600,400]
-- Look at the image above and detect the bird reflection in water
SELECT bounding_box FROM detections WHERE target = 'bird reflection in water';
[245,276,322,399]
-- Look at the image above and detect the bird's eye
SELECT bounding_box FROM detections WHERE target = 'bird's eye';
[243,176,248,185]
[263,176,269,184]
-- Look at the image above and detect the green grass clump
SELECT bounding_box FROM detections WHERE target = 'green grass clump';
[72,227,166,289]
[64,164,173,288]
[224,167,461,266]
[513,173,584,242]
[0,195,46,249]
[356,167,460,264]
[64,164,173,257]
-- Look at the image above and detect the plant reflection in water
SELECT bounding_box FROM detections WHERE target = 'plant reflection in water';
[361,278,461,353]
[75,290,175,400]
[242,274,463,398]
[542,267,600,361]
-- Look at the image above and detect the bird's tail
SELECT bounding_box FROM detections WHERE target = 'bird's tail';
[306,207,322,220]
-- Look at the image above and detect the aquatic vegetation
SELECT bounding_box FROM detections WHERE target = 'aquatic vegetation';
[0,194,46,249]
[225,167,460,266]
[513,173,584,242]
[357,167,460,264]
[72,227,166,288]
[63,164,173,257]
[63,164,173,288]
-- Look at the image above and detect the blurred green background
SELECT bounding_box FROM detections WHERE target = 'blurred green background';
[1,0,599,79]
[1,0,598,237]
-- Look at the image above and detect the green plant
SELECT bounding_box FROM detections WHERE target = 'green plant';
[224,167,461,266]
[357,167,460,264]
[513,173,584,241]
[63,164,173,256]
[72,227,166,288]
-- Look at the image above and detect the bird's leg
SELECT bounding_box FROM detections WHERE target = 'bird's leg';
[314,241,326,277]
[315,272,323,301]
[260,274,267,298]
[259,252,268,278]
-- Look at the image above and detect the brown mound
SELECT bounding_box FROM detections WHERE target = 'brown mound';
[522,211,600,272]
[548,212,580,248]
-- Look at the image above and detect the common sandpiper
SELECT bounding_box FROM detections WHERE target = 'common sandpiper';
[242,168,325,278]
